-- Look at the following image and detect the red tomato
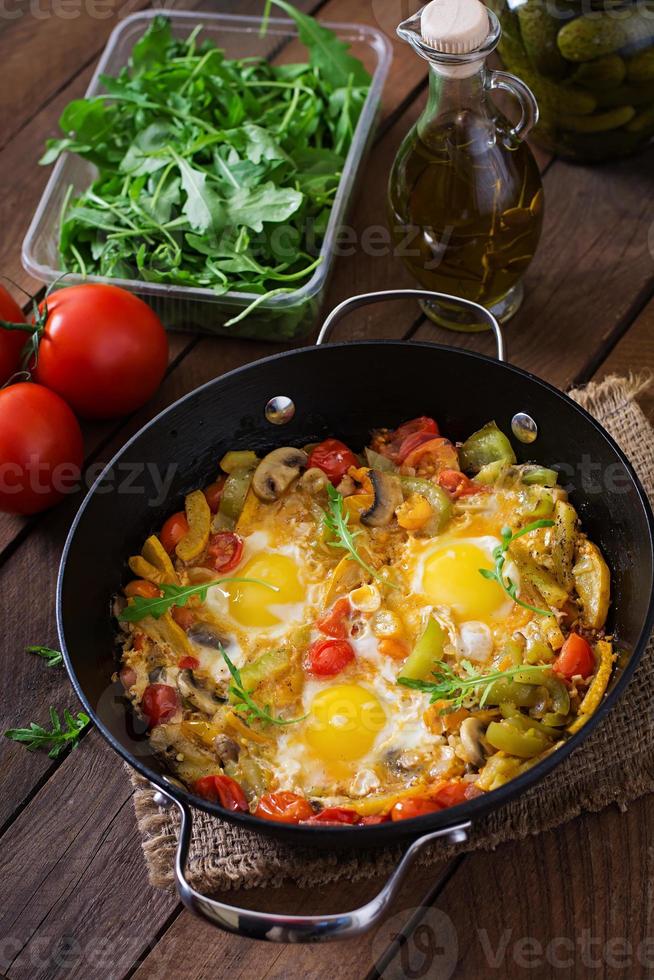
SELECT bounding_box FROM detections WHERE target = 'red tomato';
[0,383,83,514]
[141,684,180,728]
[0,286,29,385]
[304,807,360,825]
[438,469,478,498]
[172,606,196,630]
[178,655,200,670]
[430,780,470,809]
[307,638,355,677]
[316,598,351,639]
[31,285,168,419]
[403,437,459,472]
[255,791,314,824]
[193,774,248,812]
[160,511,189,553]
[307,438,358,485]
[554,633,595,680]
[207,531,243,572]
[385,417,439,463]
[124,579,161,599]
[359,813,392,825]
[390,797,443,821]
[204,477,226,513]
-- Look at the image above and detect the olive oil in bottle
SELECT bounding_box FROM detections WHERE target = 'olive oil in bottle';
[388,0,544,331]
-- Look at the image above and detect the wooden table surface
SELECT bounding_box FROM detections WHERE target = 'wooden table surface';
[2,1,654,978]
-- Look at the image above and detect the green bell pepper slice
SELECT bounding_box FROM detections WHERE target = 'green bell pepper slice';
[399,617,446,681]
[486,720,550,758]
[400,476,452,534]
[459,421,517,475]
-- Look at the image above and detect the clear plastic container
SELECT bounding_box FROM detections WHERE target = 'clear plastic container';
[22,10,392,342]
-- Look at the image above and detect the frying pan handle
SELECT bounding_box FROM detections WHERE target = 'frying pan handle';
[154,785,470,943]
[316,289,505,361]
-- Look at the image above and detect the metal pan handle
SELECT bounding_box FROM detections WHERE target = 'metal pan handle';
[154,786,469,943]
[316,289,505,362]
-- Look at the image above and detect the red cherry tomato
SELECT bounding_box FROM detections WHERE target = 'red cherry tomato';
[402,437,459,473]
[193,774,248,812]
[124,579,161,599]
[307,438,358,485]
[307,638,355,677]
[30,285,168,419]
[178,655,200,670]
[207,531,244,572]
[390,797,443,821]
[304,807,360,825]
[141,684,180,728]
[554,633,595,680]
[119,665,137,689]
[204,477,226,513]
[316,598,351,639]
[385,417,439,463]
[172,607,196,630]
[430,780,470,809]
[255,791,314,824]
[0,285,29,385]
[359,813,392,825]
[160,511,189,553]
[438,469,478,498]
[0,382,83,515]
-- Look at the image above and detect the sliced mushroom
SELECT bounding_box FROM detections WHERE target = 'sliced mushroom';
[459,717,488,768]
[149,665,177,685]
[252,447,308,502]
[177,669,226,716]
[214,734,240,766]
[361,470,403,527]
[187,622,229,650]
[299,466,329,494]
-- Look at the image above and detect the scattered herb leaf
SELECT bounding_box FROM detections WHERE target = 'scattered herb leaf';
[27,645,64,668]
[119,576,278,622]
[322,483,388,585]
[478,520,556,616]
[220,646,305,727]
[398,660,549,713]
[5,708,90,759]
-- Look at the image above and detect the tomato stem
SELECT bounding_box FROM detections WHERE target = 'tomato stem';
[0,319,36,333]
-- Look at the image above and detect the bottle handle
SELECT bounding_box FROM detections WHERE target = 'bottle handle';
[487,69,539,145]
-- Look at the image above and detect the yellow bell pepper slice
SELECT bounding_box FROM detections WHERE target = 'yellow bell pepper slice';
[128,555,165,584]
[139,612,192,655]
[399,616,446,681]
[176,490,211,563]
[142,534,177,583]
[567,640,615,733]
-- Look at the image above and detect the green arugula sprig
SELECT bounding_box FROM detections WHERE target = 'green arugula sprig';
[27,645,64,667]
[398,660,549,713]
[119,576,278,623]
[478,520,555,616]
[322,483,388,585]
[219,646,305,728]
[5,708,90,759]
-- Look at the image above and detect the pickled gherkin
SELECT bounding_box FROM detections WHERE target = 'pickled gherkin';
[489,0,654,161]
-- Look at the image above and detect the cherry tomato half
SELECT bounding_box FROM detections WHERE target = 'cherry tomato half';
[307,638,355,677]
[255,791,314,824]
[554,632,595,680]
[31,284,169,420]
[316,598,351,639]
[124,579,161,599]
[304,807,360,825]
[0,382,84,515]
[390,797,443,821]
[160,511,189,553]
[307,438,358,485]
[385,417,439,463]
[438,469,478,498]
[0,285,28,385]
[207,531,244,572]
[141,684,180,728]
[430,780,471,809]
[402,438,459,475]
[193,774,248,812]
[119,666,137,690]
[359,813,392,825]
[178,655,200,670]
[204,477,226,513]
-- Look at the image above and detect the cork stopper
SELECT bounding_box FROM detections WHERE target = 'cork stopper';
[421,0,490,60]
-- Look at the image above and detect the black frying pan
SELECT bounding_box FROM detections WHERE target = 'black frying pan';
[57,290,654,942]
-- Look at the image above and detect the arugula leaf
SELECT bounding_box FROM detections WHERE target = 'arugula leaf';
[220,646,305,728]
[479,520,555,616]
[27,645,63,668]
[322,484,387,585]
[5,707,90,759]
[119,576,278,622]
[226,182,303,234]
[398,660,549,713]
[262,0,371,89]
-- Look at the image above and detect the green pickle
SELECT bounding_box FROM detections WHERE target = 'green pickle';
[489,0,654,161]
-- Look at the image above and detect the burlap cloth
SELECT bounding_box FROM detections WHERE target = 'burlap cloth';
[128,374,654,893]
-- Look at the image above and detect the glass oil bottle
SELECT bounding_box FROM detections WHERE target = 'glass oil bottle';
[388,0,544,332]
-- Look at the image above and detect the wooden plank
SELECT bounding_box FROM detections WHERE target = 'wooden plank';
[0,730,179,980]
[411,145,654,391]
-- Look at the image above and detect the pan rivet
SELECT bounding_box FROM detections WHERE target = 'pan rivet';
[511,412,538,444]
[265,395,295,425]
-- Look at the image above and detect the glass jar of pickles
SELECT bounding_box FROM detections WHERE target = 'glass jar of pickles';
[490,0,654,161]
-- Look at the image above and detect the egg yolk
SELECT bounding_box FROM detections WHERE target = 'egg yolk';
[228,552,304,627]
[305,684,386,762]
[422,542,508,621]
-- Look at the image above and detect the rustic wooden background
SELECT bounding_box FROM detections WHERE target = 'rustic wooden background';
[1,1,654,977]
